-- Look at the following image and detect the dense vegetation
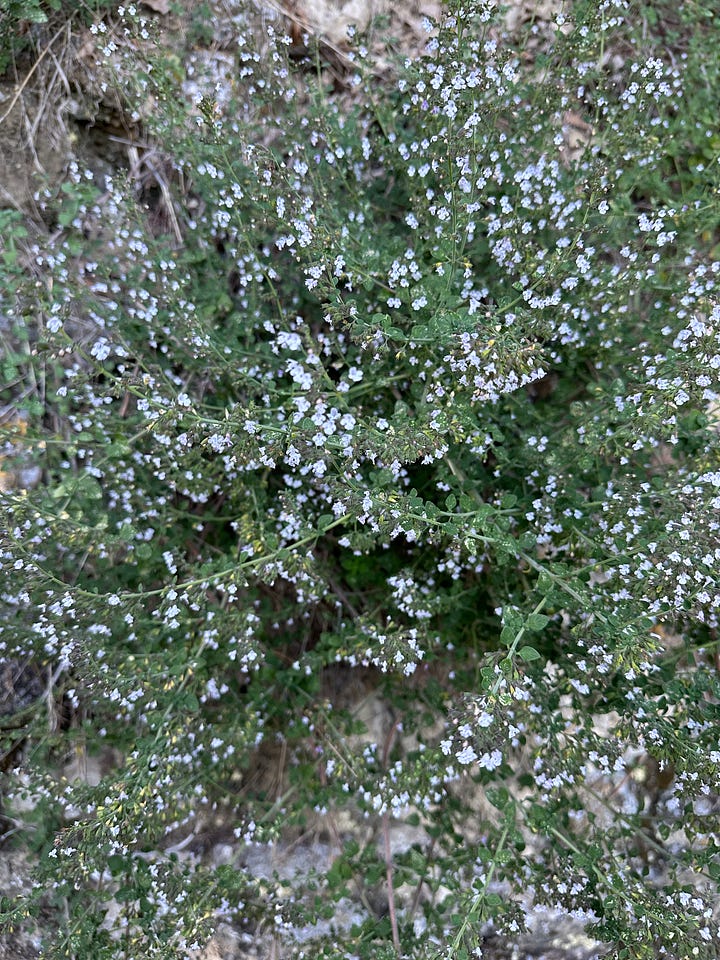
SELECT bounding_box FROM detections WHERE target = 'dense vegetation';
[1,0,719,957]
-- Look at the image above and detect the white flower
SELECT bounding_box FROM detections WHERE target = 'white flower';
[456,745,477,765]
[478,749,502,771]
[90,338,111,361]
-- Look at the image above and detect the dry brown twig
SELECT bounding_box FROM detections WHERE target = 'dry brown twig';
[126,143,184,246]
[0,22,69,128]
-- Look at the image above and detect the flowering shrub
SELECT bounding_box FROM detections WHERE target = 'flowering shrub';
[0,0,118,73]
[1,0,720,957]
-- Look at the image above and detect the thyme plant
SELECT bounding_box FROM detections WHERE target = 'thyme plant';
[1,0,719,957]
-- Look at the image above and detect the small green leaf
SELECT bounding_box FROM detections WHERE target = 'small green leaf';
[519,645,541,662]
[58,207,79,228]
[526,613,549,631]
[180,692,200,712]
[486,786,511,810]
[327,858,353,884]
